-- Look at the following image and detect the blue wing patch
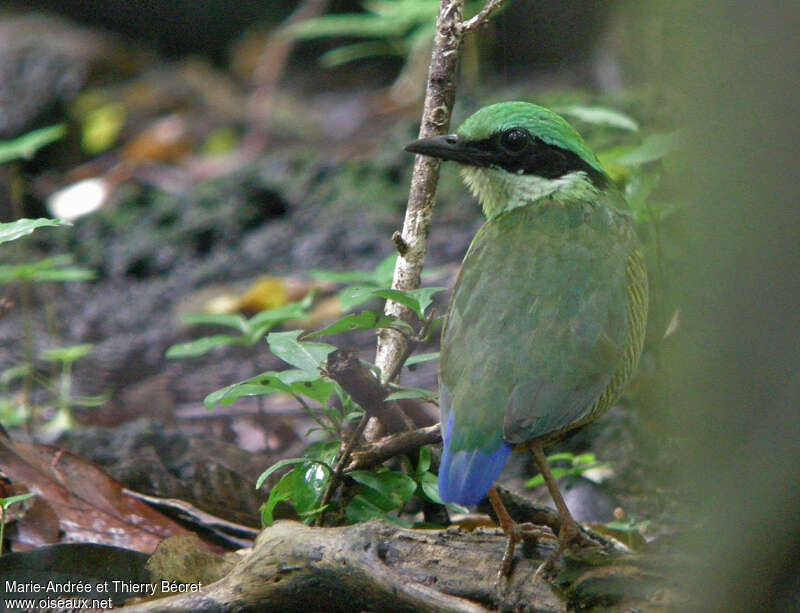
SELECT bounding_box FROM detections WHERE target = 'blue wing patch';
[438,413,513,505]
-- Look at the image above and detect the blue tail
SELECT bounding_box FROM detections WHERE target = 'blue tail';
[438,413,513,505]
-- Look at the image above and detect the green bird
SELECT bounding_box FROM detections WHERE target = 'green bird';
[405,102,648,575]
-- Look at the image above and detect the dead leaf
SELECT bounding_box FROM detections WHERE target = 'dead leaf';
[0,432,192,553]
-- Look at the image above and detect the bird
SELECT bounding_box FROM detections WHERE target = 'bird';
[405,101,648,577]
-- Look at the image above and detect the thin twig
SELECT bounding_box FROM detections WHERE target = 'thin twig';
[315,415,370,526]
[460,0,507,33]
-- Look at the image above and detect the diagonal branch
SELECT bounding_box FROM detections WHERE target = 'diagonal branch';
[371,0,509,442]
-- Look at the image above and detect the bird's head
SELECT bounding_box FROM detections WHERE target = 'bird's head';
[405,101,608,219]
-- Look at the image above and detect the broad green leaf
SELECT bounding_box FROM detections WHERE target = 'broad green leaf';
[260,471,295,526]
[405,287,446,316]
[267,330,335,374]
[405,351,440,367]
[303,440,341,465]
[256,457,331,490]
[385,387,437,403]
[338,286,428,315]
[555,105,639,131]
[302,310,401,339]
[291,460,330,517]
[0,218,70,245]
[166,334,243,359]
[349,470,417,508]
[345,494,413,528]
[417,471,443,504]
[616,130,686,166]
[204,372,294,408]
[0,124,66,164]
[288,377,335,405]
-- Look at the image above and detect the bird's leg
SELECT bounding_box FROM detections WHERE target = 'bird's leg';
[488,486,519,579]
[488,486,551,582]
[528,440,594,576]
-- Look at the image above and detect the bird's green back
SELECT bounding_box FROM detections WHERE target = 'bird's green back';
[440,191,646,453]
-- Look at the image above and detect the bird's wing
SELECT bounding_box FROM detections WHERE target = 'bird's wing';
[440,199,638,457]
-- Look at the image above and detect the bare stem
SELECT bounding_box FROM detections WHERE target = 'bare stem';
[371,0,509,442]
[315,415,370,526]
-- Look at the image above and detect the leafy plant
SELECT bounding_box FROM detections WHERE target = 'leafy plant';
[0,123,97,429]
[169,102,676,532]
[0,493,37,555]
[39,345,108,432]
[169,255,444,527]
[525,452,610,489]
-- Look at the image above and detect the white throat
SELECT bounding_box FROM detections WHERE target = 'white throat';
[459,166,598,219]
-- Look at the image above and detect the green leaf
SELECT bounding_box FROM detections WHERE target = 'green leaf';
[0,255,94,284]
[555,105,639,131]
[345,494,413,528]
[0,492,37,509]
[303,440,341,465]
[256,457,332,490]
[525,459,609,489]
[405,287,446,316]
[260,471,295,526]
[385,387,437,403]
[180,313,249,333]
[166,334,243,358]
[248,294,315,329]
[302,310,402,339]
[417,471,443,504]
[349,469,417,509]
[267,330,335,374]
[286,376,335,405]
[287,13,412,41]
[0,124,66,164]
[616,130,687,166]
[290,460,330,517]
[0,218,70,245]
[41,344,94,364]
[311,254,397,286]
[338,286,431,316]
[605,518,651,532]
[405,352,440,367]
[320,40,406,67]
[416,445,432,475]
[204,372,293,408]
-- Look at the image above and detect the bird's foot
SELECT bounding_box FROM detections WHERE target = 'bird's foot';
[533,516,598,579]
[495,521,552,589]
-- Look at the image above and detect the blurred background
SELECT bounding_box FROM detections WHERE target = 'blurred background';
[0,1,797,610]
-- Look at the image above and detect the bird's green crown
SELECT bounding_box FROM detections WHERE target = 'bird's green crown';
[406,101,609,219]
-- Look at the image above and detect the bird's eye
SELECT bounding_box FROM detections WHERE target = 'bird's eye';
[499,129,529,153]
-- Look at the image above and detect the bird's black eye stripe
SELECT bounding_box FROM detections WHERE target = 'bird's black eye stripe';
[498,128,530,154]
[458,129,607,187]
